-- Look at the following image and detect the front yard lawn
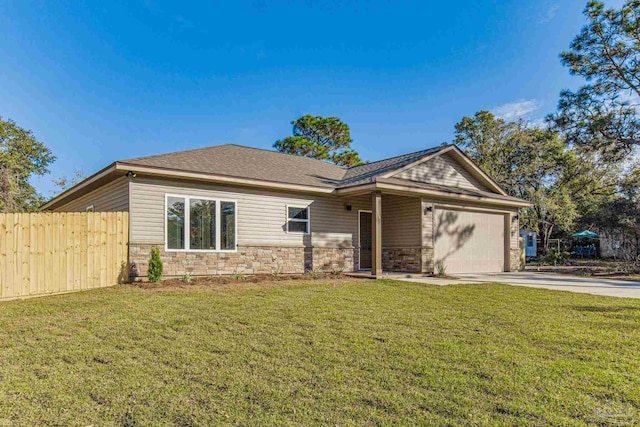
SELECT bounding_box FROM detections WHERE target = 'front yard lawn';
[1,279,639,426]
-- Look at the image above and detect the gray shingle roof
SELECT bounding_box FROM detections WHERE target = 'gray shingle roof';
[120,144,347,188]
[115,143,527,204]
[120,143,452,189]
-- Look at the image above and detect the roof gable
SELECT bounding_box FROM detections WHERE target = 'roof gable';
[382,146,507,196]
[338,145,449,187]
[390,151,490,192]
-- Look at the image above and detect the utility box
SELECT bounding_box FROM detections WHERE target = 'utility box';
[519,230,537,258]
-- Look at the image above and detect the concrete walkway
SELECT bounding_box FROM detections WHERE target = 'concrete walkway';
[392,272,640,299]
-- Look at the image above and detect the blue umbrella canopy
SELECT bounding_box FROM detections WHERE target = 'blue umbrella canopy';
[572,230,599,238]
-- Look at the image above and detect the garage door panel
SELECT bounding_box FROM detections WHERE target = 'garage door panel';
[434,209,505,274]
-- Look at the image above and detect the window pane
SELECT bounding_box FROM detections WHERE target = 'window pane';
[167,196,185,249]
[221,201,236,250]
[190,199,216,250]
[288,221,308,233]
[288,207,308,220]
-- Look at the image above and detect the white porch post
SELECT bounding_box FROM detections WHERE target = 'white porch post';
[372,190,382,277]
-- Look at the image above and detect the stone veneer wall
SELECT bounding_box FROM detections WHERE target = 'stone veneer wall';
[378,247,435,274]
[382,247,422,273]
[421,246,434,274]
[129,244,355,279]
[306,247,355,273]
[130,244,305,278]
[510,248,524,272]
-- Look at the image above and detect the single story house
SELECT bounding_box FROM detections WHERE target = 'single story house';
[42,144,530,278]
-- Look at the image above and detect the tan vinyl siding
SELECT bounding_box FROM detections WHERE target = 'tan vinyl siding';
[393,152,489,192]
[53,177,129,212]
[421,199,434,248]
[510,210,519,249]
[381,195,421,247]
[130,177,369,247]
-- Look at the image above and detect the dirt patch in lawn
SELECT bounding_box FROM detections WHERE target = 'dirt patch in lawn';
[527,259,640,281]
[134,274,359,292]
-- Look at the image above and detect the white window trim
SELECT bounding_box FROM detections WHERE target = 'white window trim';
[165,194,238,253]
[286,204,310,234]
[85,205,95,213]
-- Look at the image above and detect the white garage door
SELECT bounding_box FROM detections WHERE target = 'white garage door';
[434,208,505,274]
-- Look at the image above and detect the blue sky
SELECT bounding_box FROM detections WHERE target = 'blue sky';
[1,0,625,196]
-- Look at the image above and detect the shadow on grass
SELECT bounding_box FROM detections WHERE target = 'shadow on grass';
[569,305,640,313]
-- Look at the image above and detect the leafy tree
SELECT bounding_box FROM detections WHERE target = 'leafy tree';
[454,110,619,252]
[578,163,640,259]
[549,0,640,158]
[454,111,567,251]
[52,169,85,191]
[0,117,55,212]
[274,115,364,166]
[454,111,566,199]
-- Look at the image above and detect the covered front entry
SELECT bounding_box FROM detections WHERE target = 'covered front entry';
[355,192,420,275]
[434,208,505,274]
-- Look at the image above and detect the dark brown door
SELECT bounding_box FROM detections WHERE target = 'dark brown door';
[359,211,372,270]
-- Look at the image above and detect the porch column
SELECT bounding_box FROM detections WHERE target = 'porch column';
[372,190,382,277]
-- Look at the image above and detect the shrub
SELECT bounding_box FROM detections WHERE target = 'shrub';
[181,273,192,283]
[308,268,320,279]
[330,268,344,276]
[147,247,163,283]
[272,266,283,280]
[435,261,447,277]
[542,248,570,266]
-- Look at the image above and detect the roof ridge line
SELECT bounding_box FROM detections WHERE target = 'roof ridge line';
[227,144,348,169]
[124,143,348,171]
[121,143,234,163]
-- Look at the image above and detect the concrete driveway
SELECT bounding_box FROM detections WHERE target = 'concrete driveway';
[394,272,640,299]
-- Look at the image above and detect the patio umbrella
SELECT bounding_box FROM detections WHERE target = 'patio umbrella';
[572,230,599,238]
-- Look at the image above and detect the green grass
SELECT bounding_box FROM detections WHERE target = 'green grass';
[1,280,640,426]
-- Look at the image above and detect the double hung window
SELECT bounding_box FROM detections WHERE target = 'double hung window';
[286,205,310,234]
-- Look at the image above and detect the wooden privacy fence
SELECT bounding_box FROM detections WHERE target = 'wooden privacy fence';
[0,212,129,301]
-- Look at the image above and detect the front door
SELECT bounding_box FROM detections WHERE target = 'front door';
[359,211,372,270]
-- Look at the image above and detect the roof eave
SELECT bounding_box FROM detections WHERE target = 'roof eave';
[115,162,336,194]
[40,163,119,210]
[336,181,531,208]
